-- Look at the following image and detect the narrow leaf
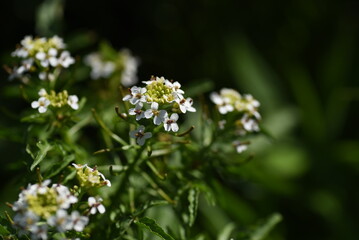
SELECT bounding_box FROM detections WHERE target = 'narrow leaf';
[188,187,199,227]
[30,141,53,171]
[135,217,175,240]
[249,213,282,240]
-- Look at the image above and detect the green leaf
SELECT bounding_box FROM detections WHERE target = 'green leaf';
[135,217,175,240]
[0,224,10,235]
[217,222,236,240]
[188,187,199,227]
[30,141,53,171]
[45,154,75,179]
[245,213,282,240]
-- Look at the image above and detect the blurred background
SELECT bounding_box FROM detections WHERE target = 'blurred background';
[1,0,359,239]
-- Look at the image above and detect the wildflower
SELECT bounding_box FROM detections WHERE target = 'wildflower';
[144,102,167,125]
[11,180,79,239]
[129,125,152,146]
[145,76,176,103]
[120,49,139,87]
[129,103,145,121]
[47,209,71,232]
[31,97,51,113]
[233,140,248,153]
[72,163,111,187]
[123,86,147,105]
[67,95,79,110]
[9,35,74,81]
[177,97,196,113]
[164,113,179,132]
[210,92,234,114]
[240,114,260,133]
[88,197,106,215]
[68,211,89,232]
[84,52,115,80]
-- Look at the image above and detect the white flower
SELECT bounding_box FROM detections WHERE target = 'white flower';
[88,197,106,215]
[120,49,139,87]
[84,53,115,80]
[168,81,184,100]
[31,97,51,113]
[144,102,167,125]
[122,86,147,105]
[210,92,234,114]
[68,211,89,232]
[129,125,152,146]
[177,97,196,113]
[233,140,248,153]
[164,113,179,132]
[29,224,48,240]
[52,184,78,209]
[47,209,71,232]
[241,114,260,132]
[129,103,145,121]
[57,51,75,68]
[67,95,79,110]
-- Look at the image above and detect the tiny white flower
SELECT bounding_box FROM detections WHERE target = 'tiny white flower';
[129,125,152,146]
[233,140,248,153]
[47,209,70,232]
[144,102,167,125]
[88,197,106,215]
[57,51,75,68]
[177,97,196,113]
[210,92,234,114]
[31,97,51,113]
[120,49,139,87]
[68,211,89,232]
[67,95,79,110]
[129,103,145,121]
[164,113,179,132]
[241,114,260,132]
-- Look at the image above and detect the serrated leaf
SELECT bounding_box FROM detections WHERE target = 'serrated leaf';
[135,217,175,240]
[30,141,53,171]
[188,187,199,227]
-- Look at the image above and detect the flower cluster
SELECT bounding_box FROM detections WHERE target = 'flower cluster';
[84,49,139,87]
[31,88,79,113]
[72,163,111,188]
[123,76,195,145]
[11,180,86,240]
[210,88,261,134]
[84,52,116,80]
[210,88,261,154]
[10,36,75,81]
[120,49,139,87]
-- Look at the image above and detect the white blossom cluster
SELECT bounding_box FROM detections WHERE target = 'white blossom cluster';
[10,36,75,81]
[31,88,79,113]
[12,180,87,240]
[84,52,116,80]
[210,88,261,154]
[120,49,139,87]
[84,49,139,87]
[123,76,196,146]
[210,88,261,133]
